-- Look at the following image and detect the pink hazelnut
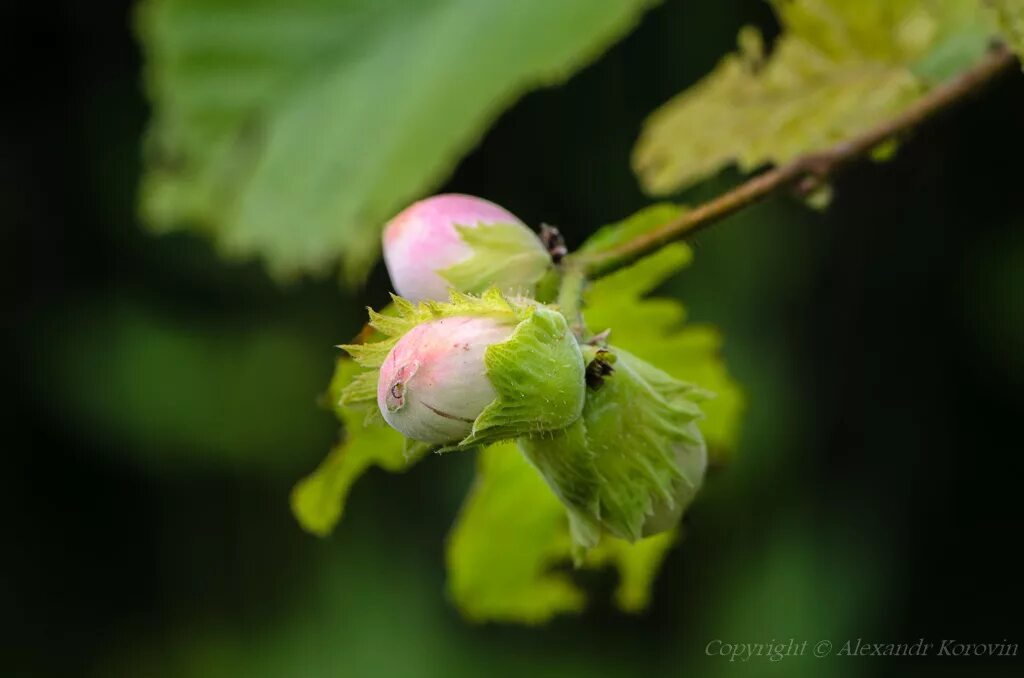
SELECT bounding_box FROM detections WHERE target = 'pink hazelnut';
[382,194,546,301]
[378,315,514,443]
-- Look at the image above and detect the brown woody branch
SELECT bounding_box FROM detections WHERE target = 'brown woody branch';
[573,44,1019,279]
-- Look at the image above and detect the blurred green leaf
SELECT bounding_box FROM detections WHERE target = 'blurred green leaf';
[43,299,332,469]
[290,420,409,537]
[584,244,745,456]
[585,529,675,612]
[447,442,677,623]
[963,220,1024,381]
[990,0,1024,63]
[698,519,882,678]
[138,0,656,283]
[447,442,583,623]
[911,10,993,83]
[633,0,995,195]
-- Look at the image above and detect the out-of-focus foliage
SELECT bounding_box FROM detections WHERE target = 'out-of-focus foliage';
[447,442,676,623]
[990,0,1024,62]
[446,442,583,623]
[963,219,1024,381]
[42,299,331,469]
[584,525,677,612]
[632,0,997,195]
[137,0,656,283]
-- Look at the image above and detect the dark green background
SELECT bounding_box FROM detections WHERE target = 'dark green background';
[4,1,1023,676]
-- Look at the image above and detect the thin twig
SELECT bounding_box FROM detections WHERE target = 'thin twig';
[573,45,1018,279]
[556,264,588,337]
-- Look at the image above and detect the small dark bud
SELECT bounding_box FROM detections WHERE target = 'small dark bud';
[539,223,568,263]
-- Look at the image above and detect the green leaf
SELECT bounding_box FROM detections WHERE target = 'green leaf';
[291,359,422,536]
[137,0,656,282]
[989,0,1024,63]
[911,9,994,83]
[447,442,679,623]
[584,244,745,456]
[633,0,995,195]
[439,223,552,296]
[446,442,583,623]
[518,349,705,545]
[584,529,676,612]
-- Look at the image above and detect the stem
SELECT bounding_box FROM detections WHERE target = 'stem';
[572,45,1017,279]
[556,264,588,338]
